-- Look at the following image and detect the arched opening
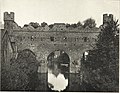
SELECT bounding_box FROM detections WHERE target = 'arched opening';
[83,51,89,61]
[16,49,39,90]
[47,50,70,92]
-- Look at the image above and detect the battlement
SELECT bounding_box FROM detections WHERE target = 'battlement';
[103,14,113,24]
[4,12,14,21]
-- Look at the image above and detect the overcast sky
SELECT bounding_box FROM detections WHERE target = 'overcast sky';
[0,0,120,27]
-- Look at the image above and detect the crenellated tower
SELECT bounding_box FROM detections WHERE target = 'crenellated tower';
[4,12,14,34]
[2,12,15,69]
[103,14,113,24]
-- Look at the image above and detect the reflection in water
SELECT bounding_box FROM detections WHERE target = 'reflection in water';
[47,50,69,91]
[48,68,68,91]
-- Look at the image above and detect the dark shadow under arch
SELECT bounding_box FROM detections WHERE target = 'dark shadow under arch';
[47,50,70,74]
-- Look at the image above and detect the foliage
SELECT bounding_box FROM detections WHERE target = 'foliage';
[22,19,97,30]
[41,22,48,27]
[82,18,119,91]
[66,21,82,28]
[49,24,54,29]
[83,18,96,28]
[76,21,83,27]
[66,24,71,28]
[23,24,29,27]
[1,49,39,90]
[70,23,77,28]
[29,22,40,29]
[1,58,29,90]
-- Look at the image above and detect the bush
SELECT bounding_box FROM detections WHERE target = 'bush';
[1,49,39,91]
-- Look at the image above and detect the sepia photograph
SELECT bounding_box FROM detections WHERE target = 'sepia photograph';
[0,0,119,92]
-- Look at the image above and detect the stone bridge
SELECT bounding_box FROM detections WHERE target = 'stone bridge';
[1,12,100,73]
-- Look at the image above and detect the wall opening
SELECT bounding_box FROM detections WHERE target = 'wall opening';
[83,51,89,61]
[50,37,54,41]
[47,50,70,92]
[83,37,87,42]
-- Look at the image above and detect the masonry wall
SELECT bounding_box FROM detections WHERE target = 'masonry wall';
[2,12,115,91]
[10,28,100,73]
[2,12,101,73]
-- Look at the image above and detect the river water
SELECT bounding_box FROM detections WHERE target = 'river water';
[36,73,81,91]
[35,50,82,91]
[48,69,68,91]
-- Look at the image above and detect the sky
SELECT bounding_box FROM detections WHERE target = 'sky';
[0,0,120,27]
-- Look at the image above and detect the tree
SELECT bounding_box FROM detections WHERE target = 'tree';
[66,24,70,28]
[16,49,39,90]
[70,23,77,28]
[1,49,39,90]
[49,24,54,29]
[1,58,29,90]
[83,18,96,28]
[81,17,119,91]
[29,22,40,29]
[41,22,47,27]
[23,24,29,27]
[76,21,83,27]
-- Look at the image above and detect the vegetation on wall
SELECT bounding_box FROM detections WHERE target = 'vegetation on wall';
[83,18,96,28]
[22,18,97,30]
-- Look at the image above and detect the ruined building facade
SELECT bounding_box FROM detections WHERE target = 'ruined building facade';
[1,12,114,74]
[1,12,115,91]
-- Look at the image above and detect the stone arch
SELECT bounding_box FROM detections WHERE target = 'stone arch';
[47,49,70,74]
[47,49,70,60]
[47,49,70,91]
[17,49,36,58]
[47,49,70,68]
[44,48,71,61]
[36,46,71,62]
[14,49,39,90]
[17,49,39,73]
